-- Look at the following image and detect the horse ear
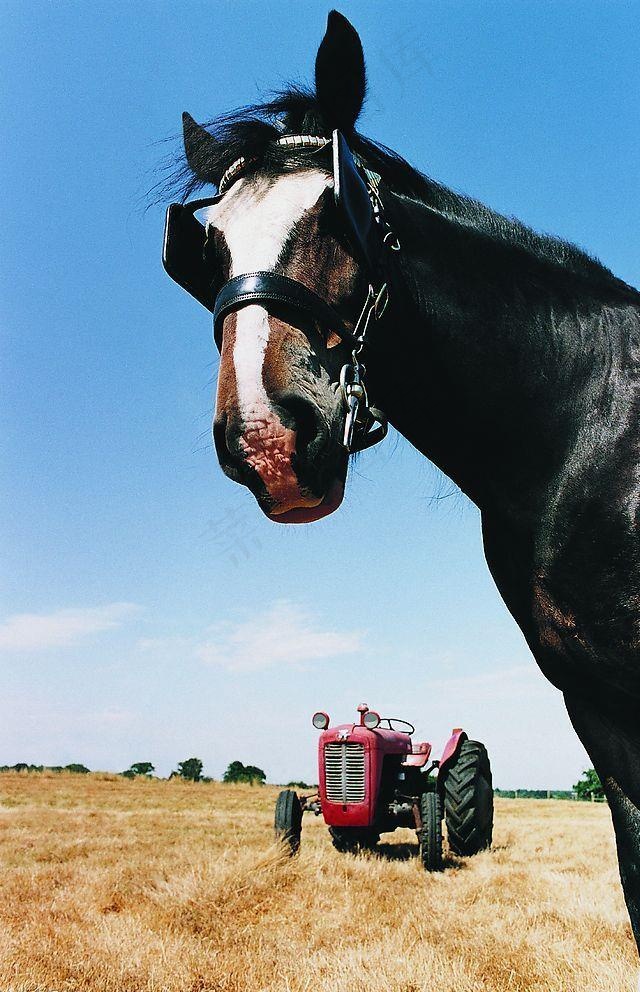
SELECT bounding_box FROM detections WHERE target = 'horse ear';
[314,11,366,134]
[182,111,219,179]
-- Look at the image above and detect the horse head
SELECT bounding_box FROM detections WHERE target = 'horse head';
[163,12,396,523]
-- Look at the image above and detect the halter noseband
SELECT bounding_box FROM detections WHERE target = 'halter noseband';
[162,130,399,453]
[212,272,361,351]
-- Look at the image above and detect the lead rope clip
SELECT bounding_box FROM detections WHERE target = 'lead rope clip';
[340,361,366,451]
[339,350,388,453]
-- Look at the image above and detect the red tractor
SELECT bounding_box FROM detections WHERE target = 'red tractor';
[274,703,493,869]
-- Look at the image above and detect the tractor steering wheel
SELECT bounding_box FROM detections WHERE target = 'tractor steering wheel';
[381,718,415,734]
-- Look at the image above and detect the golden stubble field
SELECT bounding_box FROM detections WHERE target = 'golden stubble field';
[0,773,636,992]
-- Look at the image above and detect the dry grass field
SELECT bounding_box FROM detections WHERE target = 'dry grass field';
[0,773,637,992]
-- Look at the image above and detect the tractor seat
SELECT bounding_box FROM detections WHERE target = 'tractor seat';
[402,742,432,768]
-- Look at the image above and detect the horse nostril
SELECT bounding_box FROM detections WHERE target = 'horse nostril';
[276,394,328,460]
[213,414,238,475]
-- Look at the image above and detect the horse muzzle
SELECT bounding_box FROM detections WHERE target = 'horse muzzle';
[213,403,348,524]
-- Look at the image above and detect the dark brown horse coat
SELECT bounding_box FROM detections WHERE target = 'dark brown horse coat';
[166,11,640,954]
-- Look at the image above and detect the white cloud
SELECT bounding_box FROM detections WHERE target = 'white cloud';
[194,600,362,672]
[0,603,140,652]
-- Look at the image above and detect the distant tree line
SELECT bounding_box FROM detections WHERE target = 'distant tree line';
[0,763,90,774]
[0,762,604,800]
[0,757,270,784]
[121,762,155,779]
[494,789,576,800]
[495,768,605,802]
[223,761,266,785]
[120,758,212,782]
[120,758,269,784]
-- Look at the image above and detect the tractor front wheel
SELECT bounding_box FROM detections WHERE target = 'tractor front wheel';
[419,791,443,871]
[442,739,493,856]
[274,789,302,855]
[329,827,379,854]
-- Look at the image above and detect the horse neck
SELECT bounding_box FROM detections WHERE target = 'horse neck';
[370,190,639,519]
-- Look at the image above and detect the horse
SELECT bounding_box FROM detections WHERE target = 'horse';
[163,11,640,952]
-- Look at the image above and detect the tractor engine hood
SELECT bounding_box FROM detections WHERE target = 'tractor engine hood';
[317,724,411,829]
[319,723,412,752]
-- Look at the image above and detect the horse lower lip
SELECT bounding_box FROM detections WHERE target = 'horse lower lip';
[269,494,323,515]
[265,479,344,524]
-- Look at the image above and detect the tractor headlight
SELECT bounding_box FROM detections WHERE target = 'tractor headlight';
[363,710,380,729]
[312,711,330,730]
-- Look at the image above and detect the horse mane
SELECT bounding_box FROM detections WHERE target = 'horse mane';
[163,86,637,298]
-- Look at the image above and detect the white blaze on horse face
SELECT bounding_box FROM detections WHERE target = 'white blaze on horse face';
[208,170,331,507]
[231,304,303,509]
[204,169,330,276]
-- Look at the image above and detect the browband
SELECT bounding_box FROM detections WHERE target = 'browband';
[212,272,359,351]
[219,134,330,195]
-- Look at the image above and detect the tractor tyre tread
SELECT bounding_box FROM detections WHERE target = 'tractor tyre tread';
[274,789,302,855]
[443,740,493,856]
[419,790,443,871]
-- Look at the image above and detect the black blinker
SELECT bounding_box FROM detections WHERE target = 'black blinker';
[162,199,221,314]
[332,130,380,274]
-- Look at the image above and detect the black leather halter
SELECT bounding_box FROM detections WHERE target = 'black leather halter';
[212,272,360,352]
[162,130,396,451]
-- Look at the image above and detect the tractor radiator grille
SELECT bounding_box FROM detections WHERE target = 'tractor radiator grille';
[324,742,365,803]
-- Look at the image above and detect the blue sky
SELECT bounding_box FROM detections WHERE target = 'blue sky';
[2,1,638,787]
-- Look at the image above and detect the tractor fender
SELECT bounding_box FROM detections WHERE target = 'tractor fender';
[436,729,468,794]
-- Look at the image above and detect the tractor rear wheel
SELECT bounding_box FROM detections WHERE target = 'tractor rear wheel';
[442,739,493,856]
[419,791,443,871]
[329,827,379,854]
[274,789,302,855]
